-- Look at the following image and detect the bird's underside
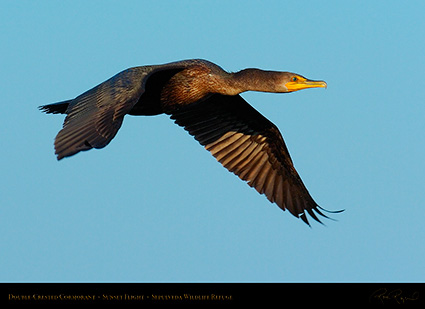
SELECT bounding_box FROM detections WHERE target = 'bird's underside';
[39,59,341,225]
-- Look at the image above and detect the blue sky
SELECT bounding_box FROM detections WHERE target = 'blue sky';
[1,1,424,282]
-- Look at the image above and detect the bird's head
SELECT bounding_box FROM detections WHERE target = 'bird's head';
[281,73,327,93]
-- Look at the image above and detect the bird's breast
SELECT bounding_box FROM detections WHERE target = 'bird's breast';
[159,68,215,113]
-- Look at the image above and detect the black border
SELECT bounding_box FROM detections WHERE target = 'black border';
[2,283,424,306]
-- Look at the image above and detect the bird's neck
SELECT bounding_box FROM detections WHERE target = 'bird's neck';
[160,67,285,112]
[226,69,283,94]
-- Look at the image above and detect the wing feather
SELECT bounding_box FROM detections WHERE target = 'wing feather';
[43,60,203,160]
[52,68,150,159]
[171,94,335,224]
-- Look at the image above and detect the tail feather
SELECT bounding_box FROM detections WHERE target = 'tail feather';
[39,100,72,114]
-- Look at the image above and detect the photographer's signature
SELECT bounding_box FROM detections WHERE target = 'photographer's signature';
[370,288,419,304]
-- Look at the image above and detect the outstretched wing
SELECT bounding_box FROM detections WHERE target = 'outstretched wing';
[41,60,200,160]
[51,68,153,159]
[170,94,334,225]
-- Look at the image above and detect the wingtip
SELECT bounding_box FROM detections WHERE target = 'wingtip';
[299,213,312,227]
[314,206,344,223]
[317,205,345,214]
[298,205,344,227]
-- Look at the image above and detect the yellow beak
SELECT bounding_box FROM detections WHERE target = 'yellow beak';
[285,78,327,92]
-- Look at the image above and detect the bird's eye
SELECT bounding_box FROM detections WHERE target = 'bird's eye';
[292,77,298,82]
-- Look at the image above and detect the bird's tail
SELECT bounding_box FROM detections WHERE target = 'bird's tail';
[39,100,72,114]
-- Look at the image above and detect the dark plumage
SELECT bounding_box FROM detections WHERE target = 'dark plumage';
[40,59,341,225]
